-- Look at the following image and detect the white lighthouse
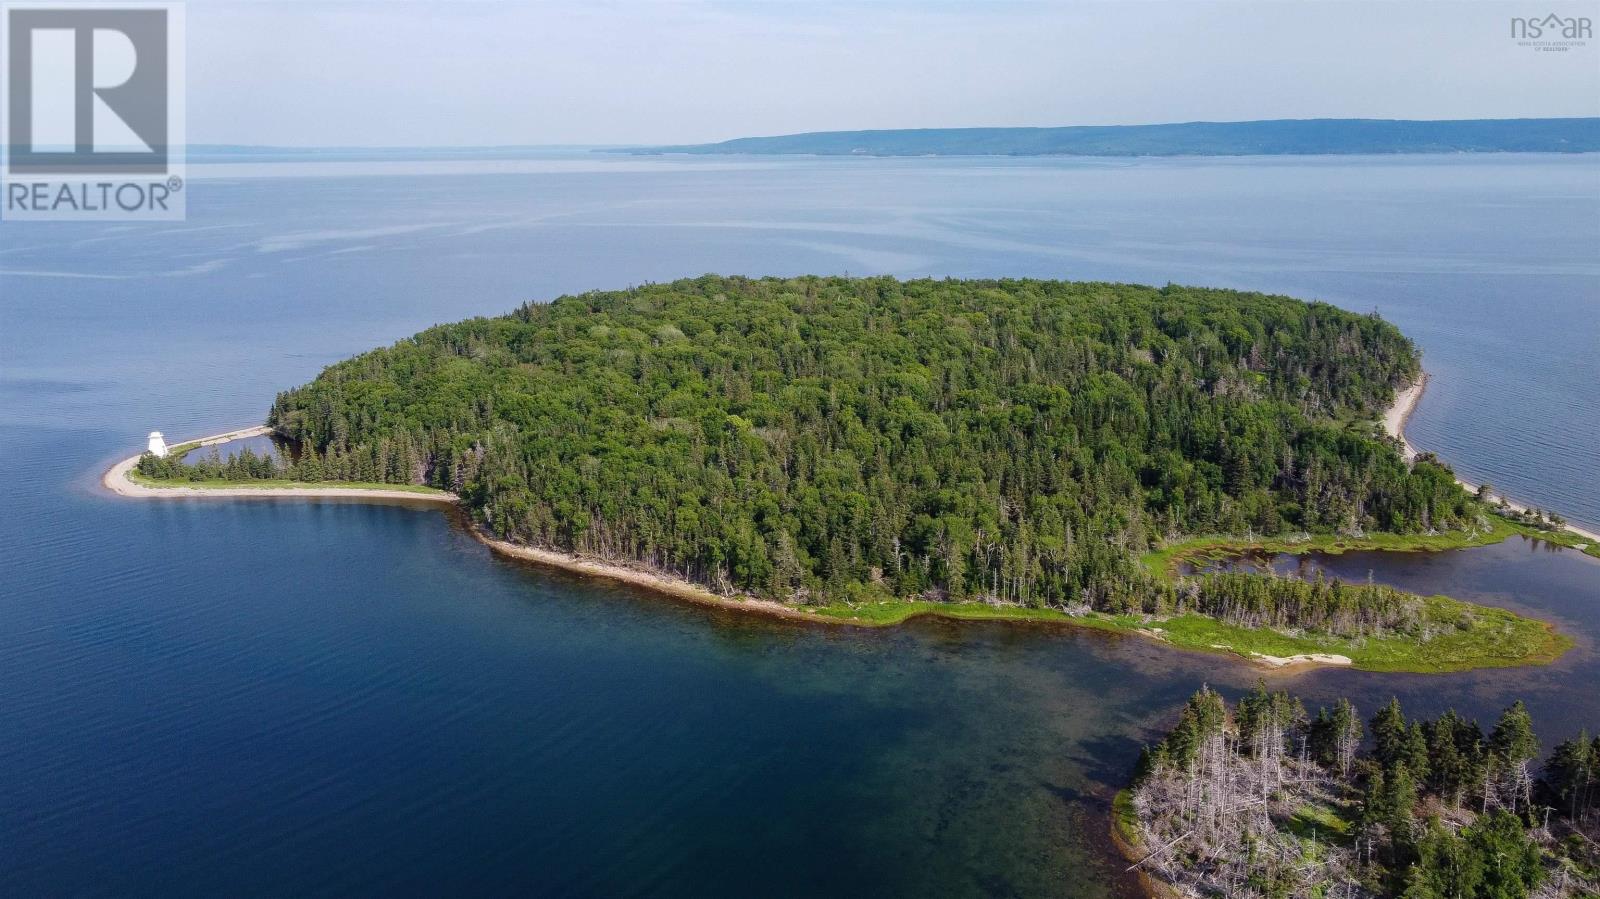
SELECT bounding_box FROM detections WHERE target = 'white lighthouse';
[147,431,169,458]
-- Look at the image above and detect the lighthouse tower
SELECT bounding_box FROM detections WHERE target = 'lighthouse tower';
[147,431,169,458]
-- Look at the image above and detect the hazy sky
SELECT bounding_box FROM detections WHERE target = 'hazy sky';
[187,0,1600,146]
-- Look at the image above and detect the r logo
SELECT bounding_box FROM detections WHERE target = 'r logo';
[6,8,168,173]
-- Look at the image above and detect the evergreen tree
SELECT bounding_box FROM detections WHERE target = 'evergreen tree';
[1374,698,1411,772]
[1540,729,1594,822]
[1490,701,1539,816]
[1464,809,1543,898]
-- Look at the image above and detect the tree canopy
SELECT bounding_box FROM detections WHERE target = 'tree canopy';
[265,275,1474,612]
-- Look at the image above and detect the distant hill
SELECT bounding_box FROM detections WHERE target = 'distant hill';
[612,118,1600,157]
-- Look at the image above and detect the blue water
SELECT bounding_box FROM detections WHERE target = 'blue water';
[2,152,1598,896]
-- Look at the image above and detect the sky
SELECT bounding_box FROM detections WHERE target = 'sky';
[186,0,1600,146]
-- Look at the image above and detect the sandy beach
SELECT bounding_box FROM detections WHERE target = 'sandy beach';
[466,529,842,624]
[1384,374,1428,462]
[1384,375,1600,544]
[1250,652,1354,670]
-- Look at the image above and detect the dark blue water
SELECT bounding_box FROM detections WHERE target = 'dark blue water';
[2,153,1598,896]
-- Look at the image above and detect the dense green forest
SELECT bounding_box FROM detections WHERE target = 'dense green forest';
[252,275,1488,616]
[1127,687,1598,896]
[136,440,419,485]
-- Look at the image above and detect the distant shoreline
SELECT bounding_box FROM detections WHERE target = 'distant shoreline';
[1383,374,1600,544]
[614,117,1600,158]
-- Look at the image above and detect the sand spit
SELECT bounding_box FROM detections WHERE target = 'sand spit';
[1384,374,1599,543]
[101,425,456,503]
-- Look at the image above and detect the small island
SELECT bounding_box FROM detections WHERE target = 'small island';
[110,275,1587,673]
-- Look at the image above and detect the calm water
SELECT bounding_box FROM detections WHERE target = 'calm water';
[179,433,291,466]
[2,152,1597,896]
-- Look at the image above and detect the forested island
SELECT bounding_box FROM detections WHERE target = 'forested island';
[1122,686,1598,897]
[614,118,1600,157]
[135,276,1574,671]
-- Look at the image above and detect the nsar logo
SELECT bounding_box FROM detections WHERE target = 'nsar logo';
[1509,12,1592,51]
